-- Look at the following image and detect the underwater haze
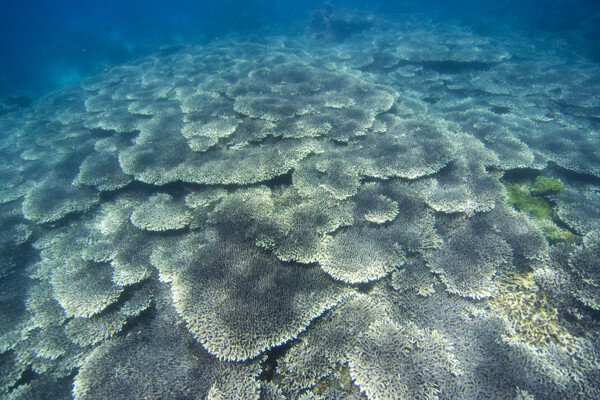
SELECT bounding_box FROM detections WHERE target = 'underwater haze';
[1,1,600,399]
[1,0,600,99]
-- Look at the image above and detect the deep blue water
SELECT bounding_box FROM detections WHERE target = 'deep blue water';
[1,0,599,100]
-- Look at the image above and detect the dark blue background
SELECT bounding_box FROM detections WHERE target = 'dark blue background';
[0,0,598,100]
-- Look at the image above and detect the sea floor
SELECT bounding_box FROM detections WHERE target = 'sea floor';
[1,9,600,400]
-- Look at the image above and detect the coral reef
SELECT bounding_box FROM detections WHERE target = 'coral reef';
[152,238,353,361]
[349,318,461,400]
[488,272,575,349]
[0,12,599,400]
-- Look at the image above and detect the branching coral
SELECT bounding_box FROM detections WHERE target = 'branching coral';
[50,258,123,318]
[488,272,575,349]
[22,175,99,224]
[427,215,513,299]
[349,318,461,400]
[569,230,600,310]
[152,239,353,361]
[319,225,406,284]
[130,193,193,232]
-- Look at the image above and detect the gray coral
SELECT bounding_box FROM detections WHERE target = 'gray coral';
[130,193,193,232]
[452,111,535,170]
[427,215,513,299]
[182,117,241,152]
[64,312,127,347]
[1,351,25,396]
[353,116,455,180]
[22,175,99,224]
[390,256,438,297]
[569,231,600,310]
[293,155,361,201]
[349,318,460,400]
[152,239,353,361]
[278,293,386,392]
[420,133,503,215]
[483,203,548,267]
[352,182,399,224]
[391,24,509,63]
[73,151,132,191]
[208,186,278,243]
[553,183,600,235]
[119,134,319,185]
[209,187,353,264]
[72,305,245,400]
[319,225,406,284]
[48,254,123,318]
[0,274,31,353]
[25,281,66,329]
[519,121,600,178]
[264,199,354,264]
[82,194,157,286]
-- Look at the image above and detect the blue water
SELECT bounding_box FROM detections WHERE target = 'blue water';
[1,0,599,99]
[1,1,600,399]
[0,0,318,98]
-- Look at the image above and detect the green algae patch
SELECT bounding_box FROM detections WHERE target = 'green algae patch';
[537,219,578,245]
[504,181,553,221]
[528,176,564,196]
[502,178,576,244]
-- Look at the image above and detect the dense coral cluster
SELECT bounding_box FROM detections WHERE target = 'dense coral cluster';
[349,318,460,400]
[0,9,599,400]
[490,272,575,348]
